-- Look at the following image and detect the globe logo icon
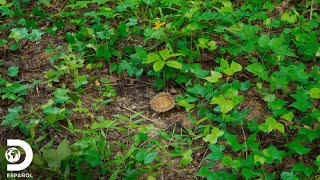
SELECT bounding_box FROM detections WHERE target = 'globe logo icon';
[5,147,21,163]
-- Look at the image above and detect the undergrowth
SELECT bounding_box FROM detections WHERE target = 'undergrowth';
[0,0,320,179]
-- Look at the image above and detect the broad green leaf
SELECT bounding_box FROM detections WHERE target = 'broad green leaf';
[32,154,46,166]
[276,123,285,134]
[153,60,164,72]
[9,28,29,42]
[84,149,103,167]
[221,155,241,169]
[305,88,320,99]
[144,152,157,164]
[224,133,244,152]
[263,1,275,10]
[263,94,275,102]
[211,94,234,114]
[0,0,7,6]
[280,172,298,180]
[262,145,286,162]
[57,139,71,160]
[206,144,225,161]
[29,29,45,41]
[281,12,297,24]
[203,71,222,83]
[290,97,313,112]
[259,117,285,134]
[159,49,171,60]
[207,40,217,51]
[245,63,268,80]
[220,100,234,114]
[7,66,19,77]
[0,6,14,16]
[145,53,160,63]
[180,149,192,165]
[186,23,203,31]
[258,34,270,48]
[281,112,294,121]
[135,148,147,161]
[226,23,243,32]
[241,168,261,180]
[292,162,315,177]
[222,61,242,76]
[254,155,265,164]
[286,141,311,155]
[203,127,224,144]
[197,38,209,48]
[165,60,182,69]
[220,1,233,13]
[42,149,61,169]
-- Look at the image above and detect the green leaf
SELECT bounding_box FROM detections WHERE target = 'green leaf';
[258,34,270,48]
[254,154,266,164]
[165,60,182,69]
[144,152,157,164]
[203,127,224,144]
[186,23,203,31]
[180,149,192,165]
[281,111,294,121]
[92,0,109,4]
[32,154,46,166]
[263,1,275,10]
[206,144,225,161]
[221,155,241,169]
[207,40,217,51]
[0,6,14,16]
[245,63,268,80]
[305,88,320,99]
[73,75,88,88]
[7,66,19,77]
[241,168,261,180]
[286,141,311,155]
[276,123,285,134]
[42,149,60,169]
[262,145,286,163]
[159,49,171,60]
[203,71,222,83]
[290,94,313,112]
[315,155,320,171]
[280,172,298,180]
[222,61,242,76]
[263,94,275,102]
[211,95,234,114]
[224,133,244,152]
[1,106,22,127]
[259,117,285,134]
[84,149,103,167]
[9,28,29,42]
[0,0,6,6]
[29,29,45,41]
[145,52,160,63]
[292,162,315,177]
[56,139,71,160]
[197,38,209,48]
[281,12,297,24]
[153,60,164,72]
[135,148,148,162]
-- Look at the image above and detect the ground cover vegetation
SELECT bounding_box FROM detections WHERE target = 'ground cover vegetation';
[0,0,319,179]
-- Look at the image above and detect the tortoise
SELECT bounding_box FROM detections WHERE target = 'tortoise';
[149,92,175,112]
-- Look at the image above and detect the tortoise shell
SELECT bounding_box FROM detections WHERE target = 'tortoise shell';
[150,92,175,112]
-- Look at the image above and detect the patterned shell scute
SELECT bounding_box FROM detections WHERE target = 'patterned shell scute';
[150,92,175,112]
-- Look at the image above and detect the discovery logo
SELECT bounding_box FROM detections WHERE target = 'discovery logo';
[5,139,33,178]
